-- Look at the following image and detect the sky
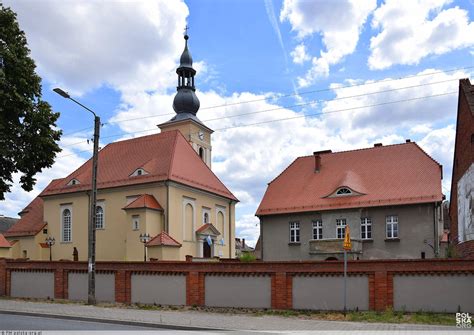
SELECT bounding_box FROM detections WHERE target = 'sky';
[1,0,474,247]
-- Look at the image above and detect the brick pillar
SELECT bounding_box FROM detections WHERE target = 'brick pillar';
[186,271,204,306]
[115,270,131,304]
[271,272,290,309]
[54,268,66,299]
[373,271,389,311]
[5,269,11,296]
[0,259,6,296]
[386,273,394,309]
[368,273,375,310]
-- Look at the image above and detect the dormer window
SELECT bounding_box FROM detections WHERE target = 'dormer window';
[67,179,80,186]
[130,168,148,177]
[336,188,352,195]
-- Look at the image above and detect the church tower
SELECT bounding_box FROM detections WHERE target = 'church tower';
[158,32,213,169]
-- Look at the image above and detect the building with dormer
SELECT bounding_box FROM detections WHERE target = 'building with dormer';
[256,142,444,260]
[2,34,238,261]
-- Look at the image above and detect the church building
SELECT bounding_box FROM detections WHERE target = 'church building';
[2,33,238,261]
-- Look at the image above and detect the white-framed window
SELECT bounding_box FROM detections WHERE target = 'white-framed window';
[130,168,148,177]
[289,221,300,243]
[386,215,399,239]
[312,220,323,240]
[61,207,72,242]
[95,205,104,229]
[336,188,352,195]
[216,206,226,242]
[132,215,140,231]
[67,178,80,186]
[361,217,372,239]
[336,218,346,239]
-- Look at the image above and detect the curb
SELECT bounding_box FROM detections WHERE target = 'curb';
[0,309,225,331]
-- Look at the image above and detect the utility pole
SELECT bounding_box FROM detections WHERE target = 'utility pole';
[53,88,100,305]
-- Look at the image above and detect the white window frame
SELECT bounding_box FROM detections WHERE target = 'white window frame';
[60,205,72,243]
[132,215,140,231]
[360,217,372,239]
[95,203,105,230]
[386,215,399,239]
[312,220,323,240]
[336,218,346,239]
[289,221,300,243]
[336,188,352,196]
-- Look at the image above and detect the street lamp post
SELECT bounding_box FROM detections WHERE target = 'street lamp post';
[53,88,100,305]
[139,233,151,262]
[45,236,55,261]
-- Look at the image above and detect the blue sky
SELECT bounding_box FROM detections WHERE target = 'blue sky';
[1,0,474,246]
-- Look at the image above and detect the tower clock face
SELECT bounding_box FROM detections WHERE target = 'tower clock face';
[198,131,204,140]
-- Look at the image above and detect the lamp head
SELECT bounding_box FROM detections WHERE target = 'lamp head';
[53,88,70,99]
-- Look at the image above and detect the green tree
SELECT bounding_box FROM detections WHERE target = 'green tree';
[0,4,61,200]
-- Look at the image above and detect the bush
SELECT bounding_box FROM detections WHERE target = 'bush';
[239,252,256,262]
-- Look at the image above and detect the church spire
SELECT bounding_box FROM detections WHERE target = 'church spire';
[173,31,200,115]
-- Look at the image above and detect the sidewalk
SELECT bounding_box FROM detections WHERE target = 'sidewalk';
[0,299,458,332]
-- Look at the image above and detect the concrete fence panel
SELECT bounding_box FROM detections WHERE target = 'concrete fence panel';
[393,274,474,313]
[131,273,186,306]
[11,270,54,299]
[68,272,115,302]
[293,275,369,311]
[205,275,271,308]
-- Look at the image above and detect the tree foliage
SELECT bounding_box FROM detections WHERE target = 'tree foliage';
[0,5,61,200]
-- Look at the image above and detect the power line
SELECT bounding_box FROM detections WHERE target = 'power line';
[59,65,473,137]
[57,91,456,157]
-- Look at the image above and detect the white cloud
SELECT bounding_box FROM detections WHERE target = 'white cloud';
[369,0,474,69]
[4,0,189,95]
[281,0,376,86]
[235,214,260,247]
[290,43,310,64]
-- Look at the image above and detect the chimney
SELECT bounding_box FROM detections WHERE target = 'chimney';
[405,139,411,143]
[313,150,332,173]
[242,238,246,248]
[374,143,382,147]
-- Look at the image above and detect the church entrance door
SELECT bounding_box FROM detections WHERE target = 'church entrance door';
[203,242,211,258]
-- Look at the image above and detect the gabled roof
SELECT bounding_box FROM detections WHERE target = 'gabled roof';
[146,231,182,247]
[0,234,12,248]
[40,130,237,201]
[122,194,163,211]
[257,142,443,216]
[196,223,220,235]
[4,197,45,237]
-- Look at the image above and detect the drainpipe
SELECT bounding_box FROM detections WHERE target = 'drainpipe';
[433,202,439,257]
[229,200,232,258]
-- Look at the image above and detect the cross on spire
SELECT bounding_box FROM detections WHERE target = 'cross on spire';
[184,25,189,36]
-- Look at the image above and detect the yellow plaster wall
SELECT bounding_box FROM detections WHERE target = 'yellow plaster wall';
[42,183,167,261]
[0,247,11,258]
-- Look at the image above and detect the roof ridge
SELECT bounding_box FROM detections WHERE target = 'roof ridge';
[298,142,415,159]
[167,130,180,179]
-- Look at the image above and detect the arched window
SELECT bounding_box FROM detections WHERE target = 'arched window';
[184,203,194,241]
[199,147,204,160]
[62,209,72,242]
[217,210,225,240]
[203,212,209,224]
[95,206,104,229]
[336,188,352,195]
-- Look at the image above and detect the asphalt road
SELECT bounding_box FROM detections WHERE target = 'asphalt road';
[0,312,175,331]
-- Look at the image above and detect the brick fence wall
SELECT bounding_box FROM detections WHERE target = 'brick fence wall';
[1,258,473,312]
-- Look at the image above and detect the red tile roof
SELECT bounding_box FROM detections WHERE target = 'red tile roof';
[195,223,220,235]
[122,194,163,211]
[41,130,237,201]
[0,234,12,248]
[4,197,46,237]
[147,231,182,247]
[257,142,443,216]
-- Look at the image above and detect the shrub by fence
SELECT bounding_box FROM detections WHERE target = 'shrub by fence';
[0,258,473,313]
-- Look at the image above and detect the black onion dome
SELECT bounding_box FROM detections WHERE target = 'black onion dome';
[173,88,200,115]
